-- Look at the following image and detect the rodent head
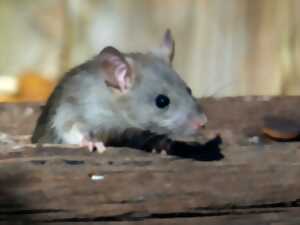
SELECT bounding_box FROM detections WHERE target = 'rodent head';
[97,30,207,138]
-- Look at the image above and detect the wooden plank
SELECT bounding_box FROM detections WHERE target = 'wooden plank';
[0,97,300,224]
[0,143,299,224]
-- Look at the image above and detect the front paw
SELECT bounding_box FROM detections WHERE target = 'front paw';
[80,137,106,154]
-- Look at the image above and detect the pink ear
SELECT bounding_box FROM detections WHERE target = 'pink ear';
[161,29,175,63]
[98,47,132,93]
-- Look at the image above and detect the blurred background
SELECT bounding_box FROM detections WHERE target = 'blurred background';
[0,0,300,102]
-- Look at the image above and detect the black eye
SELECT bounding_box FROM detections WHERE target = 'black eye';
[155,94,170,108]
[186,87,192,95]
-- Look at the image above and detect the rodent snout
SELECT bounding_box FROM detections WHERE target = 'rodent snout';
[190,114,208,130]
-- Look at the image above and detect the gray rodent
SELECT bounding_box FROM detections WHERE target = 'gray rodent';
[32,30,223,160]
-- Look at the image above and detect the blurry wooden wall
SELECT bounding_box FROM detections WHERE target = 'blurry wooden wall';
[0,0,300,101]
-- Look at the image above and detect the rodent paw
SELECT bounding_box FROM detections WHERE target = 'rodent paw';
[80,138,106,154]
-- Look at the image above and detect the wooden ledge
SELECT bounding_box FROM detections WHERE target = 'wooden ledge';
[0,97,300,224]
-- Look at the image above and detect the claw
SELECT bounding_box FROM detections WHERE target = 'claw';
[95,142,106,154]
[80,138,106,154]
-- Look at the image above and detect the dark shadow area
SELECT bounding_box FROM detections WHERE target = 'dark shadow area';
[170,135,224,161]
[0,176,33,225]
[107,128,224,161]
[0,175,61,225]
[42,208,284,223]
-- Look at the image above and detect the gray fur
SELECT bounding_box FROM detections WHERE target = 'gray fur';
[32,32,207,144]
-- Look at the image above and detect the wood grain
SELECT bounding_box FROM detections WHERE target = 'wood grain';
[0,97,300,224]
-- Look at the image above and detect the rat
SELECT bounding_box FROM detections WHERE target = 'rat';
[31,29,223,161]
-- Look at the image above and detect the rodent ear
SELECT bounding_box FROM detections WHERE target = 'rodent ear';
[154,29,175,64]
[98,47,133,93]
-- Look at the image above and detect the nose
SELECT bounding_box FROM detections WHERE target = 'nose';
[191,114,208,129]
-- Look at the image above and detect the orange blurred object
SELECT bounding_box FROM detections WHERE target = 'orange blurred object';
[0,72,56,103]
[19,72,56,102]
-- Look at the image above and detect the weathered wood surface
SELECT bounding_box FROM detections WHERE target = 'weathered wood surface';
[0,97,300,225]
